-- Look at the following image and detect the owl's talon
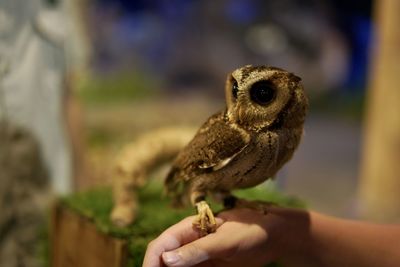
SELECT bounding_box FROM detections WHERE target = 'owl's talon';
[193,201,216,235]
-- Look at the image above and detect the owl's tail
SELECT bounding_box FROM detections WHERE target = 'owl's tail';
[165,167,187,208]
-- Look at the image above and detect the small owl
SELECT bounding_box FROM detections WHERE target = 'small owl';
[165,65,308,234]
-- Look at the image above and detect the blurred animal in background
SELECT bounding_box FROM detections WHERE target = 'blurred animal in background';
[111,65,308,235]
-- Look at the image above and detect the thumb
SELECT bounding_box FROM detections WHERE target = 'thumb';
[161,232,227,267]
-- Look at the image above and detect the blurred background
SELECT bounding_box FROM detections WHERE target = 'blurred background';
[71,0,373,216]
[1,0,400,265]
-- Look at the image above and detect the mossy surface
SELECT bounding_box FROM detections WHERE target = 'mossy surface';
[61,180,305,267]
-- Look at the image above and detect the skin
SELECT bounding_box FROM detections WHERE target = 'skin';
[143,207,400,267]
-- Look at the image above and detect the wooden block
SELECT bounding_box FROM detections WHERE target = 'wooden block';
[51,204,128,267]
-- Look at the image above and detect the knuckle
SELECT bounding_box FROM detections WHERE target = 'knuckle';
[180,243,209,265]
[186,243,200,257]
[146,239,156,250]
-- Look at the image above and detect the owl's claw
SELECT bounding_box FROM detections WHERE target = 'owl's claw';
[193,200,216,235]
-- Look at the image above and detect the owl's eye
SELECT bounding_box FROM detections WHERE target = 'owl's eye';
[250,81,276,106]
[232,80,239,99]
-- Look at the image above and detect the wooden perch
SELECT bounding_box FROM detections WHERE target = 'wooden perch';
[52,204,128,267]
[110,127,196,226]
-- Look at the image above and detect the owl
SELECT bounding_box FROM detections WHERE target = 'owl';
[165,65,308,234]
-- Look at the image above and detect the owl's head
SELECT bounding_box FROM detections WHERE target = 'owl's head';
[225,65,308,131]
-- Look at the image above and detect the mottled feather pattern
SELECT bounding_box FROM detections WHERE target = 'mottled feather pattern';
[172,111,249,173]
[165,111,250,206]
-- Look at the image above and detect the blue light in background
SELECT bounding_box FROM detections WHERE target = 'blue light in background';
[225,0,259,24]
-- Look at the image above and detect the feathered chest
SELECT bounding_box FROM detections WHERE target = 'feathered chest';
[169,109,303,191]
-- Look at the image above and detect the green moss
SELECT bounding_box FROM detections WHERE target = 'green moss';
[60,180,304,266]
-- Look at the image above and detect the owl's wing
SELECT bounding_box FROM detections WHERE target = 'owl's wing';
[175,111,250,177]
[165,111,250,206]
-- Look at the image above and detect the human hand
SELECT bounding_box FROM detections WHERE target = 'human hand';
[143,208,286,267]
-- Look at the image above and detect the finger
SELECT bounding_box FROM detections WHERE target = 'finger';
[161,227,230,267]
[143,216,196,267]
[143,216,224,267]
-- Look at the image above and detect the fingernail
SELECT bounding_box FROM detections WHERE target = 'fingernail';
[162,251,181,265]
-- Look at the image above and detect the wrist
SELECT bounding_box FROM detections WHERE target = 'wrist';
[265,208,314,266]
